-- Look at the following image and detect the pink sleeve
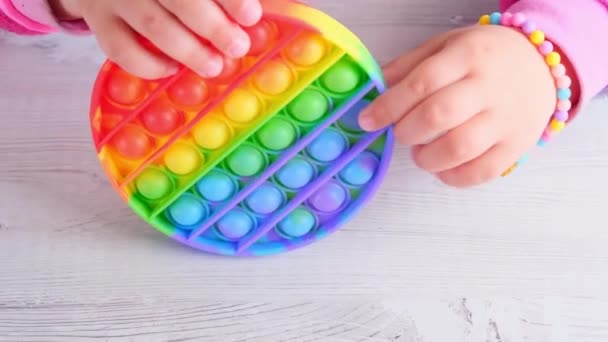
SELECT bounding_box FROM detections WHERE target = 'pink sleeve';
[0,0,88,35]
[499,0,608,112]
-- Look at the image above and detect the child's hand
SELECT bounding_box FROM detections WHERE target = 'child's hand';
[52,0,262,78]
[359,25,562,187]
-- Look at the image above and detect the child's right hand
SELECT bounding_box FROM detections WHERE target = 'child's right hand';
[51,0,263,79]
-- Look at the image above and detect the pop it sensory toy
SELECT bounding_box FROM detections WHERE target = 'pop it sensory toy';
[89,0,394,256]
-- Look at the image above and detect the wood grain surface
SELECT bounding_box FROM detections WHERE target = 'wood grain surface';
[1,0,608,341]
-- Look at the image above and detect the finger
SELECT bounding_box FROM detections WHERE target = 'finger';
[382,41,442,87]
[215,0,263,26]
[88,15,178,79]
[394,77,486,146]
[160,0,251,58]
[117,0,223,78]
[382,32,455,87]
[436,142,521,188]
[360,43,471,132]
[412,111,499,173]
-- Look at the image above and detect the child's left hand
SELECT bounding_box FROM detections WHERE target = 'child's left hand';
[359,25,562,187]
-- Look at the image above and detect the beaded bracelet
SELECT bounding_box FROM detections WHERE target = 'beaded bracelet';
[478,12,573,176]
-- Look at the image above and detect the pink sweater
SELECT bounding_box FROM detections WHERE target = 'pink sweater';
[1,0,607,110]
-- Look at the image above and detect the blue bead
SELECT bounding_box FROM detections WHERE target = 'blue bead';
[557,88,572,100]
[490,12,502,25]
[537,139,547,147]
[517,154,530,165]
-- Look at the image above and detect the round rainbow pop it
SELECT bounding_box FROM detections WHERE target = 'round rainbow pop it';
[89,0,394,256]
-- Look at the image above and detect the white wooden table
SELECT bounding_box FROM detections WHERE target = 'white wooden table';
[2,1,608,341]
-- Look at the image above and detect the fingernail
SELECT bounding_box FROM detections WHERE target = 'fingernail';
[358,111,376,131]
[228,35,249,58]
[201,58,223,78]
[241,1,262,26]
[166,64,180,76]
[151,63,179,79]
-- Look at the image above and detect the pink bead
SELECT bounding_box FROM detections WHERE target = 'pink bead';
[538,41,554,55]
[557,99,572,111]
[552,64,566,77]
[512,13,526,27]
[553,110,569,122]
[541,130,552,141]
[501,12,513,26]
[557,76,572,88]
[522,21,536,34]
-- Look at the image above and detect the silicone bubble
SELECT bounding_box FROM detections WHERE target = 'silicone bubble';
[320,59,362,94]
[192,117,231,150]
[339,151,378,186]
[89,0,394,256]
[245,20,276,56]
[256,117,297,151]
[110,125,151,159]
[245,183,285,215]
[141,99,183,135]
[164,144,203,175]
[306,129,347,163]
[277,208,316,238]
[167,73,209,107]
[276,157,315,190]
[216,208,254,240]
[105,69,145,106]
[224,89,260,124]
[254,60,293,95]
[136,168,173,201]
[196,169,236,202]
[285,34,327,67]
[287,89,329,123]
[308,181,348,213]
[227,145,265,177]
[167,194,207,228]
[212,57,241,83]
